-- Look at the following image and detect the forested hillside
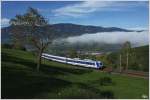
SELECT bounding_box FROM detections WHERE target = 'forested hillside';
[97,45,149,72]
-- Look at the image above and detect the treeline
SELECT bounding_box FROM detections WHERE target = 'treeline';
[96,45,149,72]
[47,41,122,55]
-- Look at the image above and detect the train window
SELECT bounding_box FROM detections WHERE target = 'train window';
[81,61,86,64]
[67,59,75,63]
[85,62,94,65]
[76,61,85,64]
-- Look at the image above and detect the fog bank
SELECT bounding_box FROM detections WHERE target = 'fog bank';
[60,31,149,47]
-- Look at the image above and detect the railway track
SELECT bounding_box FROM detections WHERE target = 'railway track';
[101,66,149,79]
[62,64,149,79]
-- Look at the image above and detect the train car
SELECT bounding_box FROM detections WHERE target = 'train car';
[42,53,103,69]
[42,53,66,63]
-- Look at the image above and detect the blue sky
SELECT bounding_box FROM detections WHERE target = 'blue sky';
[1,1,149,29]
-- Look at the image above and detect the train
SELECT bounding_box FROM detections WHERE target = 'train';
[42,53,103,69]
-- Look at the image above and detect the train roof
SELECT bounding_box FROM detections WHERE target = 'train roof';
[42,53,66,59]
[74,58,80,60]
[42,53,102,63]
[83,59,93,61]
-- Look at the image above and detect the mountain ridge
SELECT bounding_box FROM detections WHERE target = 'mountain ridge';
[1,23,141,44]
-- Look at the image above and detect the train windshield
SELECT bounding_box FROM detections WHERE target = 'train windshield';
[96,62,103,68]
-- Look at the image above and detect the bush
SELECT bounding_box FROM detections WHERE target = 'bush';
[19,46,26,51]
[13,45,26,51]
[99,76,113,86]
[2,44,13,49]
[100,90,114,98]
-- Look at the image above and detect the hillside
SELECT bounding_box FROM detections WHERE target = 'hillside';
[130,45,149,71]
[100,45,149,72]
[1,23,134,44]
[1,47,149,99]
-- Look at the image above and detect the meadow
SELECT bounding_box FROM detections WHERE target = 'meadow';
[1,48,149,99]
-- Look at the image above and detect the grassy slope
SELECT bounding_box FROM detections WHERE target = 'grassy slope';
[1,48,149,99]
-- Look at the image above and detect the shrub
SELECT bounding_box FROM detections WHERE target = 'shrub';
[13,45,26,51]
[99,76,113,86]
[100,90,114,98]
[2,44,13,49]
[19,46,26,51]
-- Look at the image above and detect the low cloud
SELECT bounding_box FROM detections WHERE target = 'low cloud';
[61,31,149,47]
[1,18,10,27]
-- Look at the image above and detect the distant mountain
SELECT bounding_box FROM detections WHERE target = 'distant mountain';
[1,23,135,44]
[50,23,133,37]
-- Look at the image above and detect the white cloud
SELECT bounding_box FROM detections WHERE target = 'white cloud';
[61,31,149,47]
[52,1,146,17]
[52,1,112,17]
[1,18,10,27]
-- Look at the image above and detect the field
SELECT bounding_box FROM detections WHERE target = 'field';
[1,48,149,99]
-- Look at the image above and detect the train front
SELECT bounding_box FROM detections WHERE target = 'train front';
[96,61,103,69]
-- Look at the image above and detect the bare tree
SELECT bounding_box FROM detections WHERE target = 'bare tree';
[10,7,53,71]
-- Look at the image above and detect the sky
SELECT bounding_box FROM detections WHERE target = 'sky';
[1,1,149,29]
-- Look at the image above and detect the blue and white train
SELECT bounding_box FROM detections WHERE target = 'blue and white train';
[42,53,103,69]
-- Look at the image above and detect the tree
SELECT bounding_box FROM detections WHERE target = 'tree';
[122,41,131,71]
[119,54,122,72]
[10,7,53,71]
[106,52,118,72]
[68,49,77,58]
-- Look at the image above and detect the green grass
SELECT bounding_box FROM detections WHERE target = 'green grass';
[1,48,149,99]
